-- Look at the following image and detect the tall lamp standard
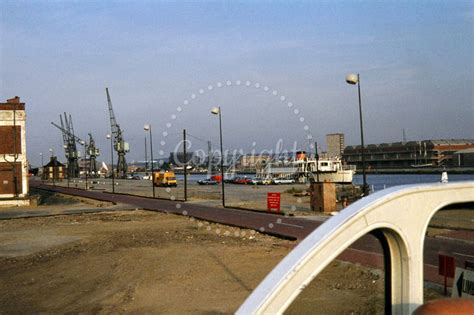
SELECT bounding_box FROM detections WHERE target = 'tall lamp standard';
[211,106,225,208]
[64,144,70,188]
[80,140,88,190]
[346,73,368,196]
[106,134,115,193]
[144,124,155,198]
[49,148,55,186]
[144,136,148,176]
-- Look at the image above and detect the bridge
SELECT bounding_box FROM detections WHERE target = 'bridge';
[237,181,474,314]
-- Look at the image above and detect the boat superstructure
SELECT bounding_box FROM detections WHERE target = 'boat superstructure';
[257,157,355,184]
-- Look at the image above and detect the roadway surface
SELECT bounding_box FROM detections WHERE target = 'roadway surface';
[29,180,473,286]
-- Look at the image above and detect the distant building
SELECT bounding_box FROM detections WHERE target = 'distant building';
[169,152,195,166]
[452,148,474,167]
[239,154,272,169]
[326,133,345,158]
[0,96,29,206]
[343,139,474,169]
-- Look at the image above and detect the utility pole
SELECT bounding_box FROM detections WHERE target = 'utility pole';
[315,142,320,183]
[144,124,155,198]
[183,129,188,201]
[144,136,148,176]
[207,141,212,178]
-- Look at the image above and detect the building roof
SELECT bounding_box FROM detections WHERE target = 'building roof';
[44,157,65,167]
[0,96,25,110]
[345,139,474,150]
[454,148,474,154]
[430,139,474,145]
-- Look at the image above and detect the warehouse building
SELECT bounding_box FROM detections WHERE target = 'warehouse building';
[452,148,474,167]
[343,139,474,169]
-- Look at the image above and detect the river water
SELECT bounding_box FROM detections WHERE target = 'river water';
[177,173,474,191]
[353,173,474,192]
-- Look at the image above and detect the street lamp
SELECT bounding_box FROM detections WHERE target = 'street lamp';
[211,106,225,207]
[49,148,55,185]
[346,73,368,195]
[106,134,115,193]
[64,144,70,188]
[80,140,88,190]
[144,136,148,176]
[144,124,155,198]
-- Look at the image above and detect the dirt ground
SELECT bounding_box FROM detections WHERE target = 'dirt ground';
[0,208,394,314]
[1,187,451,314]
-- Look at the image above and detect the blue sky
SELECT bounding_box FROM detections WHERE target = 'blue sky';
[1,1,473,165]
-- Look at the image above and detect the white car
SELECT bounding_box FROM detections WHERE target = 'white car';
[272,178,295,184]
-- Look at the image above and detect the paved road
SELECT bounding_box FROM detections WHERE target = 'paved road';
[29,181,473,286]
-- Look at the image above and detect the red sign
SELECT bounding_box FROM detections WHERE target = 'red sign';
[267,192,281,212]
[439,254,456,278]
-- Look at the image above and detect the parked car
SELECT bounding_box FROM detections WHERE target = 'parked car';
[251,177,272,185]
[197,178,218,185]
[232,176,252,184]
[126,174,141,180]
[272,178,295,184]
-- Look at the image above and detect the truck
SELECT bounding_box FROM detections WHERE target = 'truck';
[153,171,177,187]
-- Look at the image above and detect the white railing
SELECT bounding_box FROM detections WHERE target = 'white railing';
[237,181,474,315]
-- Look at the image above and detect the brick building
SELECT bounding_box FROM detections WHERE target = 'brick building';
[42,157,66,181]
[0,96,29,206]
[343,139,474,169]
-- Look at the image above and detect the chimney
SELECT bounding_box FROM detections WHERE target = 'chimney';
[7,96,20,103]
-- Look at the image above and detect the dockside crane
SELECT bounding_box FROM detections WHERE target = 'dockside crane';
[87,133,100,176]
[105,88,129,178]
[53,113,80,178]
[64,113,80,174]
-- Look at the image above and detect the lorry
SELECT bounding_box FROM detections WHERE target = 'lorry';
[153,171,177,187]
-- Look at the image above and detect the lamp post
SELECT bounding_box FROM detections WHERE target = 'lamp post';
[144,136,148,176]
[144,124,155,198]
[106,134,115,193]
[49,148,55,186]
[211,106,225,208]
[346,73,368,195]
[80,140,88,190]
[64,144,70,188]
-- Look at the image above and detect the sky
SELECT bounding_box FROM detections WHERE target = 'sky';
[1,1,473,166]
